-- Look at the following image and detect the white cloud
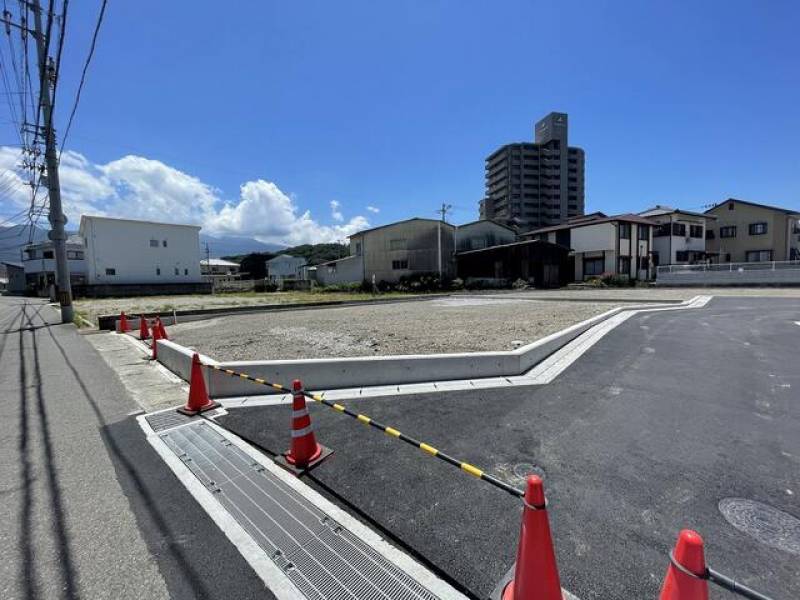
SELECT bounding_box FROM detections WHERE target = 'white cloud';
[0,146,368,245]
[366,205,380,213]
[0,148,38,214]
[330,199,344,222]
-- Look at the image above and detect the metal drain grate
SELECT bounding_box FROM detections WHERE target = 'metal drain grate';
[145,408,222,433]
[161,422,440,600]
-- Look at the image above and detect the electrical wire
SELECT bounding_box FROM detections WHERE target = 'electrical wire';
[58,0,104,159]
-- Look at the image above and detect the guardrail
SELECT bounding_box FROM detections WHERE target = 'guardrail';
[657,260,800,275]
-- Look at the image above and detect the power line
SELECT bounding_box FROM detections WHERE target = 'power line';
[58,0,105,159]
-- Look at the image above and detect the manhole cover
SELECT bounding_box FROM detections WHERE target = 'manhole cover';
[719,498,800,556]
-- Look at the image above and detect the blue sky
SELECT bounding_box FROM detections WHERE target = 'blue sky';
[1,0,798,245]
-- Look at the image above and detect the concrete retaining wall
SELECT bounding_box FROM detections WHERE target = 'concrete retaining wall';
[155,339,217,388]
[154,299,699,397]
[656,269,800,286]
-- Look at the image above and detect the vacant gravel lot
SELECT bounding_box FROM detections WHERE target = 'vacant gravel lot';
[170,296,623,360]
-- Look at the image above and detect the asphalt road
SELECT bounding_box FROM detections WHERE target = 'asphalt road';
[0,296,281,600]
[0,297,170,599]
[219,296,800,599]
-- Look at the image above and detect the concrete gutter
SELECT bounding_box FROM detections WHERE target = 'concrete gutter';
[155,296,708,397]
[100,293,446,331]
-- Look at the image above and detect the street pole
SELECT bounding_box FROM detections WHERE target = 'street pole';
[436,202,451,280]
[31,0,73,323]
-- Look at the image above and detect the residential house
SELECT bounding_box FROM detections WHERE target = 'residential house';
[4,261,25,294]
[22,234,88,296]
[266,254,307,284]
[638,206,716,266]
[523,212,656,281]
[704,198,800,263]
[455,220,516,252]
[201,258,241,285]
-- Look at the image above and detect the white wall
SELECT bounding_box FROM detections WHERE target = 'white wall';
[81,217,202,284]
[571,223,616,252]
[315,254,364,285]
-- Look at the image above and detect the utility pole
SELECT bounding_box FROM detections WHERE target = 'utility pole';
[204,241,212,292]
[31,0,72,323]
[436,203,452,279]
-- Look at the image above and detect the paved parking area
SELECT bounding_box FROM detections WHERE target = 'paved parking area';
[217,296,800,599]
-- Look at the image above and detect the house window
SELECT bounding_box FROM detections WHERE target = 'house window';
[618,256,631,274]
[184,268,188,275]
[105,268,116,276]
[389,239,406,251]
[654,224,670,237]
[748,222,767,235]
[689,225,703,238]
[676,251,689,262]
[174,267,179,276]
[392,259,408,270]
[355,241,362,255]
[706,230,715,240]
[162,240,168,247]
[150,239,159,247]
[156,267,161,276]
[638,225,649,241]
[67,250,84,260]
[618,223,631,239]
[720,226,737,238]
[672,223,686,237]
[728,202,734,210]
[583,257,604,276]
[746,250,772,262]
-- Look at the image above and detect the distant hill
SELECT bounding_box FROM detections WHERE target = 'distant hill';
[0,224,47,263]
[200,234,282,258]
[224,243,349,279]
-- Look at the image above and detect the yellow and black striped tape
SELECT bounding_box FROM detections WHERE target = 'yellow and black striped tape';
[203,362,521,497]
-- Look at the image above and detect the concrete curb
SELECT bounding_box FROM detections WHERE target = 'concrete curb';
[155,296,709,397]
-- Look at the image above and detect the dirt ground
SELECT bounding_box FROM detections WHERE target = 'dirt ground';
[74,286,800,326]
[72,290,413,325]
[169,296,626,360]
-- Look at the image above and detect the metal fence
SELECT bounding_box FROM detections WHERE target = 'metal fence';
[657,260,800,275]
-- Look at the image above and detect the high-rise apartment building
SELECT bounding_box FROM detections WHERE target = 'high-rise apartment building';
[479,112,585,233]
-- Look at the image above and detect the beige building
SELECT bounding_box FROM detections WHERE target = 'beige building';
[524,212,655,281]
[704,198,800,263]
[480,112,585,232]
[316,218,456,285]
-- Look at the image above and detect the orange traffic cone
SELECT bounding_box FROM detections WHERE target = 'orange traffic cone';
[285,379,324,468]
[156,316,169,340]
[502,475,563,600]
[659,530,709,600]
[150,322,161,360]
[119,311,130,333]
[139,315,150,340]
[177,353,221,415]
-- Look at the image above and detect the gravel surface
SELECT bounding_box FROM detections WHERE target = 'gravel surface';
[170,296,622,360]
[73,291,416,325]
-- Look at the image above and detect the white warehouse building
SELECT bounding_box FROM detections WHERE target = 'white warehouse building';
[21,215,211,297]
[80,215,204,285]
